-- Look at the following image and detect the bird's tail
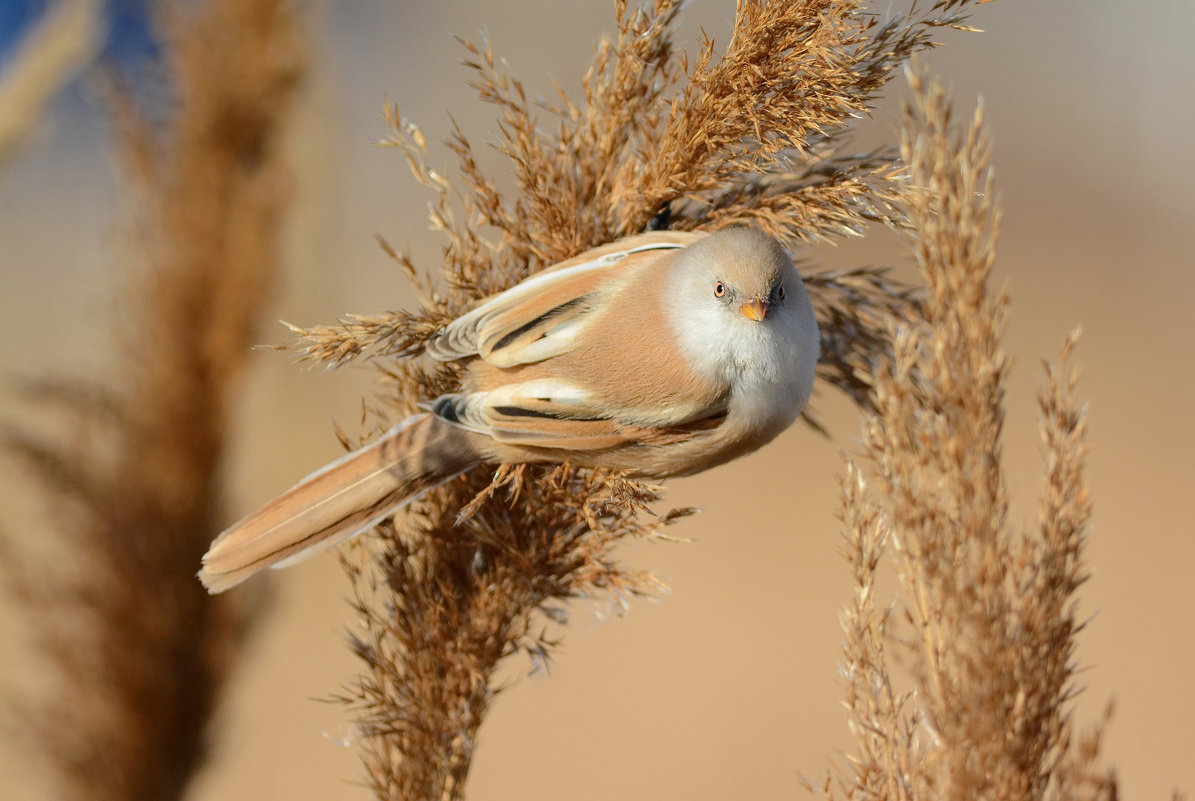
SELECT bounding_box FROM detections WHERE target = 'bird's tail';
[199,413,479,593]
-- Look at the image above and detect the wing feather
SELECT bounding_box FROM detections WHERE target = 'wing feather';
[427,378,723,451]
[425,232,702,365]
[423,231,711,451]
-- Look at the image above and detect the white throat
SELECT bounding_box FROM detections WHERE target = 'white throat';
[666,273,819,432]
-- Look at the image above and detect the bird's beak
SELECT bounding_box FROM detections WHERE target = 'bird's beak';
[740,297,768,322]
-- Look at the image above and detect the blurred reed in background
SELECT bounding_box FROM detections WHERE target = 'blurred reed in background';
[0,0,101,169]
[0,1,302,800]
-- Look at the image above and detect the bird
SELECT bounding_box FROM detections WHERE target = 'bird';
[199,226,820,593]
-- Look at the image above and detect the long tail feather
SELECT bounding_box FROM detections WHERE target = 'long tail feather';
[199,413,479,593]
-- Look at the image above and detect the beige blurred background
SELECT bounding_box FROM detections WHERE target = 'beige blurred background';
[1,1,1192,799]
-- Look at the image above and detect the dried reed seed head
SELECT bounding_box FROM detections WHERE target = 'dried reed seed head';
[824,62,1111,801]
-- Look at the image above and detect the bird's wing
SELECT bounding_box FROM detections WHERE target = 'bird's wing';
[425,230,713,450]
[426,231,704,366]
[428,389,631,450]
[426,380,727,451]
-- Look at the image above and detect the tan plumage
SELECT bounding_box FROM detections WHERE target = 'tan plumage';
[200,414,478,593]
[199,227,820,592]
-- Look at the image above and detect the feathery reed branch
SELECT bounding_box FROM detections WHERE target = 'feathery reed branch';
[823,63,1115,801]
[299,3,995,800]
[0,2,303,800]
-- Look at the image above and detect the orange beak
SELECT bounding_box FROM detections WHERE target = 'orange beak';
[740,297,768,322]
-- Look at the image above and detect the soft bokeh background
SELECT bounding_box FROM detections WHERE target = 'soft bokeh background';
[1,1,1191,799]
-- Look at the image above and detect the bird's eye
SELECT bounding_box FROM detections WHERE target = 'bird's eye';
[714,281,726,298]
[777,285,786,301]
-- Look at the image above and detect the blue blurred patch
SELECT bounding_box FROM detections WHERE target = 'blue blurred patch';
[0,0,160,68]
[0,0,51,57]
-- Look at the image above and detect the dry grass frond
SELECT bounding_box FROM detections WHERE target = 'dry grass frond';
[287,3,996,800]
[0,0,102,169]
[823,63,1114,801]
[336,464,686,800]
[0,2,303,800]
[806,264,923,418]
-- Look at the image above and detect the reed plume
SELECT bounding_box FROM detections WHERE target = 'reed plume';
[0,1,303,800]
[820,64,1115,801]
